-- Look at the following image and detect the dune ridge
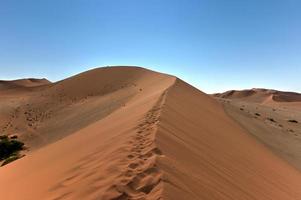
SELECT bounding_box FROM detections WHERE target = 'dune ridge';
[0,67,300,200]
[102,90,168,200]
[0,67,173,149]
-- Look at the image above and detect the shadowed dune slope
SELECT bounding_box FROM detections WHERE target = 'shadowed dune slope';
[0,67,300,200]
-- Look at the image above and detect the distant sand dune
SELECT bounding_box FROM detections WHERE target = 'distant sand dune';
[0,78,51,91]
[214,88,301,104]
[0,67,300,199]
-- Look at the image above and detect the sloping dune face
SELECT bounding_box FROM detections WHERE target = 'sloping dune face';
[157,80,301,199]
[0,67,172,148]
[0,67,300,200]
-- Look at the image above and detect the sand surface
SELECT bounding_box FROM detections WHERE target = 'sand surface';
[0,67,300,199]
[215,89,301,171]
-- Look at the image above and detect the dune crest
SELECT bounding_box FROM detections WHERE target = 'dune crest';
[0,67,300,200]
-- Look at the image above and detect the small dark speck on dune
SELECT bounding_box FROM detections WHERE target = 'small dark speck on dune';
[267,118,276,123]
[288,119,298,123]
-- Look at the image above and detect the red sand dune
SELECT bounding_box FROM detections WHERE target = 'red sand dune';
[0,67,300,200]
[0,78,51,90]
[214,88,301,103]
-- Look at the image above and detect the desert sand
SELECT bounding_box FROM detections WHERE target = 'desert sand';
[215,89,301,171]
[0,67,300,200]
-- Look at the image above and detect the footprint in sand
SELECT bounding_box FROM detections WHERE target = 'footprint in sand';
[107,92,167,199]
[128,163,139,169]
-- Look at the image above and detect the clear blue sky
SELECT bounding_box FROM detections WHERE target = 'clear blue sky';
[0,0,300,93]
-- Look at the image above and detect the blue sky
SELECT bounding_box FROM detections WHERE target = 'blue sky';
[0,0,300,93]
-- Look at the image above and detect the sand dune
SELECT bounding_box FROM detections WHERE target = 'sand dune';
[215,88,301,171]
[0,67,300,199]
[214,88,301,104]
[0,78,51,91]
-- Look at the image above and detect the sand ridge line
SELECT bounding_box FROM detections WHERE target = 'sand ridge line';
[104,90,168,200]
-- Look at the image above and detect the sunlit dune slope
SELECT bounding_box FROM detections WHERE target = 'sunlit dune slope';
[158,80,301,199]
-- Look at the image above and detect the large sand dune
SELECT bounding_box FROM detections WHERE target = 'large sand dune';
[0,67,300,199]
